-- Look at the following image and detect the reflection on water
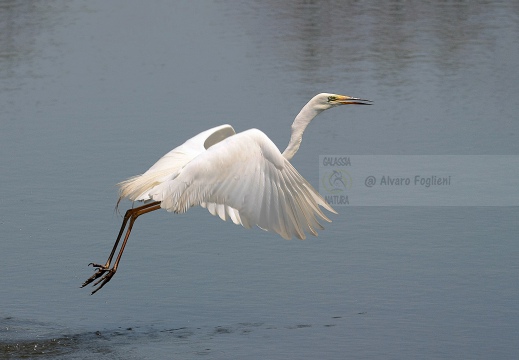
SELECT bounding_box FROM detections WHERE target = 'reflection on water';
[1,317,76,358]
[0,1,65,81]
[3,1,518,89]
[1,316,349,359]
[222,1,519,88]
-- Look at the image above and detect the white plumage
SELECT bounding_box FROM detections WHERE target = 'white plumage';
[82,92,372,294]
[119,126,335,240]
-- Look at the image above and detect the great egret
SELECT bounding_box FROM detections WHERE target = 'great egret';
[82,93,372,294]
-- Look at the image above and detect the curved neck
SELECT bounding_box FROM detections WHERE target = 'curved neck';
[282,102,324,160]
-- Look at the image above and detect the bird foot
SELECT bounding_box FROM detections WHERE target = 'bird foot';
[81,263,117,294]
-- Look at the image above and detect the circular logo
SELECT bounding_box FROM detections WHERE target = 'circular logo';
[321,169,352,194]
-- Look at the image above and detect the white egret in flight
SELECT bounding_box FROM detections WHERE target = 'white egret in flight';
[82,93,372,294]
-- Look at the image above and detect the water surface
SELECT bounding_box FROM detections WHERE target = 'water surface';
[1,1,518,359]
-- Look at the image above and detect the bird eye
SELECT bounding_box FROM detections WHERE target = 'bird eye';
[327,96,336,102]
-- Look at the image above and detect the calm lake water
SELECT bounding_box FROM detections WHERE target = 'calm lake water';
[1,1,518,359]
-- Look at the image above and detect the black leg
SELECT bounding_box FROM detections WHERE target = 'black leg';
[81,201,161,294]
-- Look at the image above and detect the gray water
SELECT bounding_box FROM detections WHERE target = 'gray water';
[1,1,518,359]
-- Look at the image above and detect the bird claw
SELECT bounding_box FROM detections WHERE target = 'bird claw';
[81,263,117,294]
[88,262,107,268]
[90,269,116,295]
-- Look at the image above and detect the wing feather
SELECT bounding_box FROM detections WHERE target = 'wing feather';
[118,124,236,202]
[148,128,336,239]
[284,165,326,230]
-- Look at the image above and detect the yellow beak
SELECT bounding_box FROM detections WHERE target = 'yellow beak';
[336,95,373,105]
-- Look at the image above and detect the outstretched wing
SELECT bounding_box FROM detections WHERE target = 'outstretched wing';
[148,128,337,240]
